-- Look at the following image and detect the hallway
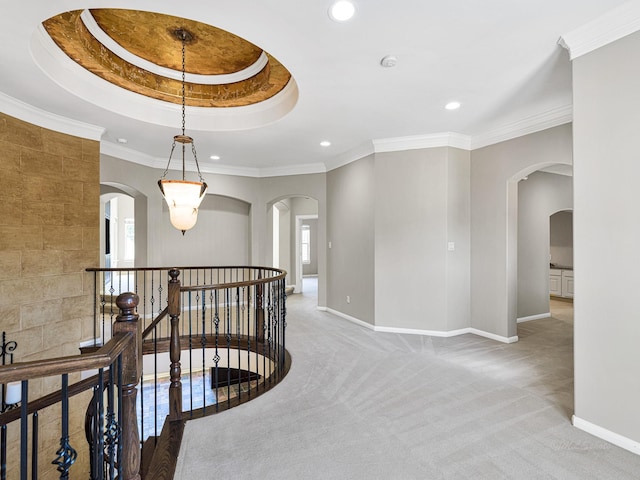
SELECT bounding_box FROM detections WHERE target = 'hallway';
[175,293,639,479]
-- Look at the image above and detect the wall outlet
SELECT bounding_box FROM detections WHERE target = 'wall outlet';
[346,295,351,304]
[329,241,332,249]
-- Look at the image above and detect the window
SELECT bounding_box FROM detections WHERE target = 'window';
[301,225,311,264]
[124,218,135,260]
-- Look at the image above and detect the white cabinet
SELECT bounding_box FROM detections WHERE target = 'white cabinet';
[549,269,562,296]
[561,270,574,298]
[550,268,573,298]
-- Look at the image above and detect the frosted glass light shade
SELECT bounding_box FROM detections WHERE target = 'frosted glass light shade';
[5,381,21,405]
[158,179,208,233]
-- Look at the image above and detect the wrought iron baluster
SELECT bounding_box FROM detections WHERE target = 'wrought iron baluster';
[116,355,123,480]
[200,288,207,416]
[226,287,231,407]
[52,374,77,480]
[20,380,28,480]
[188,292,194,416]
[101,272,107,344]
[105,366,120,480]
[244,286,252,398]
[213,289,220,413]
[31,412,38,480]
[96,369,105,480]
[1,424,6,480]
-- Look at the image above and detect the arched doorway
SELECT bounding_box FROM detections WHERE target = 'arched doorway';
[516,170,573,323]
[101,182,148,267]
[506,162,572,337]
[267,195,319,297]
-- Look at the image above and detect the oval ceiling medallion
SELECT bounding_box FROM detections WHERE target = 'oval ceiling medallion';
[42,9,293,108]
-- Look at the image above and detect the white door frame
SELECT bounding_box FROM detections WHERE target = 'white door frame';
[295,214,318,293]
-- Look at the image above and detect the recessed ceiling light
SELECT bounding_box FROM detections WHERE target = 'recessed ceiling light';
[445,101,461,110]
[210,155,221,160]
[329,1,356,22]
[380,55,398,68]
[320,141,331,147]
[116,137,128,144]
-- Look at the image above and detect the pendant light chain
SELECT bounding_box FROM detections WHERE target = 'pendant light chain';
[181,33,186,138]
[181,33,186,180]
[157,27,209,234]
[158,28,207,183]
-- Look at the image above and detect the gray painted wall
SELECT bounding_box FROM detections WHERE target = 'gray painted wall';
[277,199,292,282]
[100,157,327,306]
[159,194,251,267]
[517,172,572,319]
[550,211,573,267]
[327,156,375,324]
[374,147,470,332]
[470,124,573,338]
[446,148,471,331]
[572,30,640,445]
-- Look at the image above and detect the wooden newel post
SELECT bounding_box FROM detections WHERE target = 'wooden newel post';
[168,268,182,421]
[114,292,142,480]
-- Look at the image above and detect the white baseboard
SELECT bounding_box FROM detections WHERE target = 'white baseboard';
[517,312,551,323]
[375,325,471,338]
[468,328,518,344]
[323,308,518,343]
[316,306,327,312]
[572,415,640,455]
[325,308,375,330]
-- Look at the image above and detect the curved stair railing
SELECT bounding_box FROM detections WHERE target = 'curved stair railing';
[0,266,289,480]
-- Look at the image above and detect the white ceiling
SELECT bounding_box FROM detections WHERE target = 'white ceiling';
[0,1,635,177]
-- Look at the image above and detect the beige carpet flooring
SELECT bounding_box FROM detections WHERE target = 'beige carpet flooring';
[174,290,640,479]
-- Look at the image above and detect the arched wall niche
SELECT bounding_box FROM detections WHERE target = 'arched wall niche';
[159,193,252,267]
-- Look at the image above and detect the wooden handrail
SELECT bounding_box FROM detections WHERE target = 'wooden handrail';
[179,274,286,293]
[0,332,134,384]
[141,307,169,340]
[0,373,103,425]
[86,265,285,274]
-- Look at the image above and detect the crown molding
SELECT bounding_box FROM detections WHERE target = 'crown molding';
[325,141,375,172]
[559,1,640,60]
[102,103,573,178]
[0,91,105,140]
[101,140,325,178]
[101,141,163,169]
[373,132,472,153]
[258,163,326,178]
[470,104,572,150]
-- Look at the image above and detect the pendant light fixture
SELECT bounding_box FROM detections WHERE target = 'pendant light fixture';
[158,28,208,235]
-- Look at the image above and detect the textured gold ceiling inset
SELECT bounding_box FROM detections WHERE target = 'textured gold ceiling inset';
[42,9,292,108]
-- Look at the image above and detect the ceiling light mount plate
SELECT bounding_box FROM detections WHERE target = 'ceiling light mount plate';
[380,55,397,68]
[172,28,195,43]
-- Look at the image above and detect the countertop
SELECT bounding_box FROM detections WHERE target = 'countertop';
[550,264,573,271]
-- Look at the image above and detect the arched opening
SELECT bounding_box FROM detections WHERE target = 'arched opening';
[507,162,572,337]
[267,195,319,299]
[510,164,574,416]
[101,183,148,291]
[516,170,573,323]
[101,182,148,268]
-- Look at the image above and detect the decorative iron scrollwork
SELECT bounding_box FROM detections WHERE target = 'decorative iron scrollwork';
[52,437,78,476]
